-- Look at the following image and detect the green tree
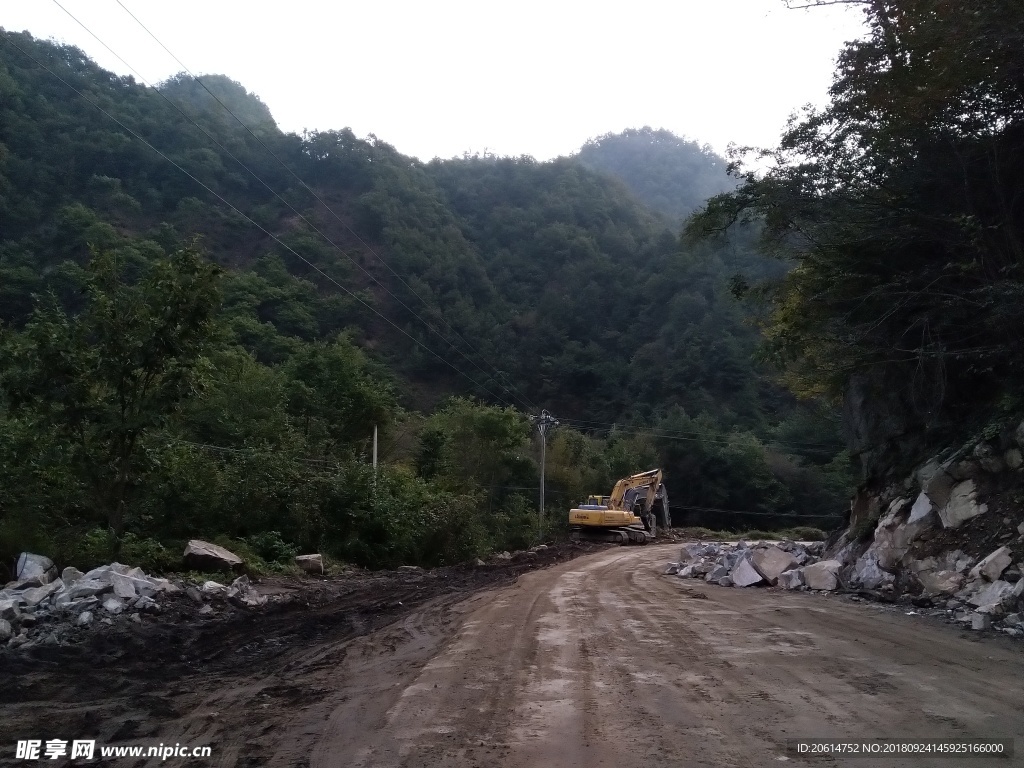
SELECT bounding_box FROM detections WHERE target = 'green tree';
[688,0,1024,475]
[2,244,221,553]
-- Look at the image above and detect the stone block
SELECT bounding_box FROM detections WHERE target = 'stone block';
[110,573,137,600]
[778,569,804,589]
[731,558,764,587]
[0,599,20,620]
[970,547,1012,583]
[973,443,1005,473]
[852,550,893,589]
[939,480,988,528]
[21,579,63,607]
[917,569,964,596]
[749,546,799,585]
[295,554,324,575]
[102,597,125,615]
[967,580,1015,610]
[802,560,842,591]
[705,564,731,582]
[67,578,113,600]
[16,553,57,585]
[183,539,243,572]
[679,543,703,563]
[924,468,956,508]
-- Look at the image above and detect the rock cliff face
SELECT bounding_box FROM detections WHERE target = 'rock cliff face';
[827,418,1024,635]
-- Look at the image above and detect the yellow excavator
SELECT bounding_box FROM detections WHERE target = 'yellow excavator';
[568,469,670,544]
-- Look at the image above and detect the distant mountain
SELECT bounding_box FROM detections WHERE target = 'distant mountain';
[574,127,735,222]
[159,73,278,133]
[0,30,848,566]
[0,30,768,429]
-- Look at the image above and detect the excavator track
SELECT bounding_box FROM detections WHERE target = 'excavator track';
[570,527,652,545]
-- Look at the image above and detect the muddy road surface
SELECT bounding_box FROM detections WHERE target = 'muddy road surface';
[3,544,1023,767]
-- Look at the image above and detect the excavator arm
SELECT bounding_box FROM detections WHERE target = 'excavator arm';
[608,469,663,510]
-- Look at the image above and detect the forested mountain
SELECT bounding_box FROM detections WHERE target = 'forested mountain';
[575,127,736,222]
[0,29,847,573]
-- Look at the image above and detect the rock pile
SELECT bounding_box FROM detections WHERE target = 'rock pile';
[666,540,830,591]
[901,544,1024,636]
[1,551,275,650]
[0,554,179,648]
[819,419,1024,637]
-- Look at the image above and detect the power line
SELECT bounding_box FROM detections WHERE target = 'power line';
[3,33,517,409]
[111,0,539,414]
[52,0,534,413]
[166,439,344,468]
[558,418,843,456]
[669,504,841,519]
[565,415,843,450]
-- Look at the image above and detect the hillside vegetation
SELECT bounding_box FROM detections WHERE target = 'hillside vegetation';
[0,29,848,573]
[688,0,1024,484]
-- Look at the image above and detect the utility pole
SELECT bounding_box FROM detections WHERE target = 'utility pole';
[372,424,378,475]
[530,410,559,540]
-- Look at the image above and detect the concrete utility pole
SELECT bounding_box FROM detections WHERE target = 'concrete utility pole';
[530,410,559,540]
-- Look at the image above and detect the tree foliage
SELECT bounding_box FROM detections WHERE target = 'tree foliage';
[1,245,220,550]
[688,0,1024,474]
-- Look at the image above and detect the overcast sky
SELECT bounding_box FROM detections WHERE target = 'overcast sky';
[3,0,867,162]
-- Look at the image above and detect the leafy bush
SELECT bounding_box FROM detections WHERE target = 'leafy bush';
[245,530,299,565]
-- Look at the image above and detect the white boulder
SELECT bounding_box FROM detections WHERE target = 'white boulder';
[64,579,112,600]
[16,553,58,585]
[778,569,805,590]
[20,579,64,607]
[183,539,243,571]
[110,573,137,600]
[731,558,764,587]
[851,550,893,589]
[749,546,799,586]
[969,547,1012,583]
[916,569,963,596]
[226,575,267,607]
[295,554,324,575]
[967,580,1015,610]
[938,480,988,528]
[102,597,125,615]
[802,560,842,591]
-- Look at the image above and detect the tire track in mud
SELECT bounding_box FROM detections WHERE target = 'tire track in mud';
[301,544,1024,768]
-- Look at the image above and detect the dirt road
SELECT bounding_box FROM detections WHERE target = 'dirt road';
[4,544,1023,767]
